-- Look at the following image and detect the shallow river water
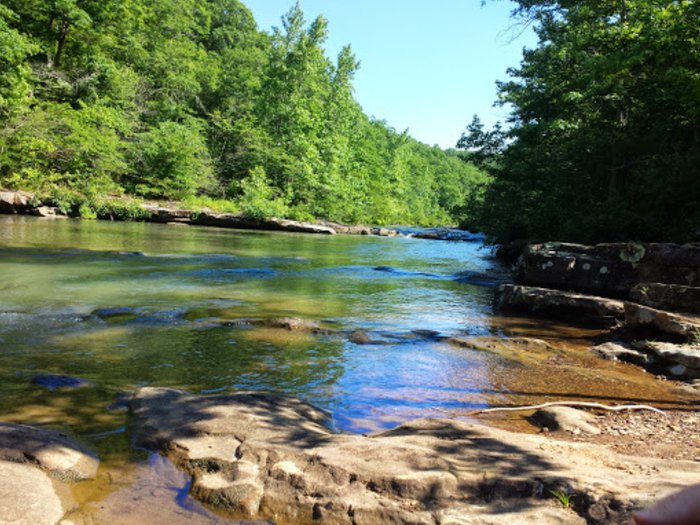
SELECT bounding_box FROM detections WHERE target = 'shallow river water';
[0,216,691,524]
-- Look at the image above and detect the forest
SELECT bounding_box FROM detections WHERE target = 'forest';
[460,0,700,244]
[0,0,487,227]
[1,0,697,242]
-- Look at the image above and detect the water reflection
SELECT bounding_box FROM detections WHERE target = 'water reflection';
[0,216,693,440]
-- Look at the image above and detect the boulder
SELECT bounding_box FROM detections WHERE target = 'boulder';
[0,460,65,525]
[32,206,66,218]
[624,303,700,340]
[0,190,33,214]
[495,239,528,262]
[494,284,625,325]
[529,407,602,435]
[131,387,700,525]
[630,283,700,314]
[0,423,98,480]
[635,342,700,379]
[371,227,399,237]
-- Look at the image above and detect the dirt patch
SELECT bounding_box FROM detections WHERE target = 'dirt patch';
[542,409,700,462]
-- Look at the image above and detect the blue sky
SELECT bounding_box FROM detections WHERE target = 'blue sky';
[243,1,537,149]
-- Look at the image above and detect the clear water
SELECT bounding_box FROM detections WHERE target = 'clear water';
[0,216,690,523]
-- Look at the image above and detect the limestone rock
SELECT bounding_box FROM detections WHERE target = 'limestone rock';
[0,190,33,214]
[448,336,555,355]
[630,283,700,314]
[593,342,655,367]
[529,407,602,435]
[0,460,64,525]
[515,242,639,295]
[141,205,192,223]
[371,227,399,237]
[131,387,700,525]
[634,341,700,379]
[253,317,337,334]
[516,242,700,296]
[494,284,624,325]
[624,302,700,340]
[33,206,66,218]
[0,423,98,480]
[191,212,336,235]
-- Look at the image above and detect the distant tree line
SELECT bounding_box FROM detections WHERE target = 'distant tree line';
[0,0,488,226]
[459,0,699,243]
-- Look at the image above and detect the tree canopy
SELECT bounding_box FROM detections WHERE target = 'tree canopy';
[463,0,699,243]
[0,0,487,227]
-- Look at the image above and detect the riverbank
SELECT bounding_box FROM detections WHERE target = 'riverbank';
[1,389,697,525]
[0,189,479,241]
[495,241,700,384]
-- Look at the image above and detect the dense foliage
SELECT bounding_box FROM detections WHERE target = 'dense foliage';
[460,0,699,243]
[0,0,487,226]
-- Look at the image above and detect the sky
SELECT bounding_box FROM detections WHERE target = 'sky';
[243,0,537,149]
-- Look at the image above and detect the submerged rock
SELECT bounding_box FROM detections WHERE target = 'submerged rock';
[31,373,93,390]
[92,306,139,320]
[494,284,624,325]
[0,423,98,480]
[252,317,338,335]
[131,387,699,525]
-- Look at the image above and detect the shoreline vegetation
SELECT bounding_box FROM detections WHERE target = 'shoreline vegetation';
[0,188,483,239]
[0,1,488,232]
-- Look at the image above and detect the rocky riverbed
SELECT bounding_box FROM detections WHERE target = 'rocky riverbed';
[495,241,700,382]
[0,386,696,525]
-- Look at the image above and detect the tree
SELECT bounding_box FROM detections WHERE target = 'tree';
[479,0,700,243]
[456,115,505,168]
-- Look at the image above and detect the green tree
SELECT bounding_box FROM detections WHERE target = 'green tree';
[128,119,214,199]
[480,0,700,243]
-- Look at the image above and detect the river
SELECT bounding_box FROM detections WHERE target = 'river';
[0,216,688,524]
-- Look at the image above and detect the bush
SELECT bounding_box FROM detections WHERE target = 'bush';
[238,166,289,220]
[129,119,215,200]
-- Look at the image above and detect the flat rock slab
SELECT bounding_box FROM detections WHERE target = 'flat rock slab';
[636,341,700,379]
[516,242,700,296]
[0,190,33,214]
[0,423,98,480]
[191,212,336,235]
[630,283,700,314]
[131,387,700,525]
[0,460,64,525]
[624,302,700,340]
[494,284,624,325]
